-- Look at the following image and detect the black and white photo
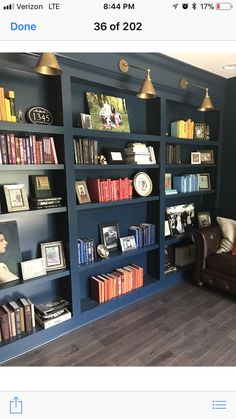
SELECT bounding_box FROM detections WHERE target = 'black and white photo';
[166,203,195,236]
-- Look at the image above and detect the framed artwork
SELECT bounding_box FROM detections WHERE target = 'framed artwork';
[41,241,66,271]
[4,184,29,212]
[30,175,52,199]
[86,92,130,133]
[166,203,195,236]
[99,221,120,251]
[133,172,153,197]
[198,173,211,190]
[75,180,91,204]
[21,258,46,281]
[120,235,137,252]
[198,150,214,164]
[80,113,93,129]
[0,220,21,283]
[193,122,207,140]
[106,149,125,164]
[197,212,211,228]
[165,173,172,190]
[191,152,201,165]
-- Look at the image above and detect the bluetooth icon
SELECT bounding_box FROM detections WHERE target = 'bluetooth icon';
[192,2,197,9]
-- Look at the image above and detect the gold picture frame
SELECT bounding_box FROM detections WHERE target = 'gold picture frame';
[4,184,29,212]
[133,172,153,197]
[75,180,91,204]
[198,173,211,190]
[197,212,211,228]
[198,150,214,164]
[41,241,66,272]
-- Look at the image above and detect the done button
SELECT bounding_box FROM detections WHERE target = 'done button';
[11,22,37,31]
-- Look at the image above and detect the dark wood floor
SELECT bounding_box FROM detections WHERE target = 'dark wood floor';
[3,281,236,366]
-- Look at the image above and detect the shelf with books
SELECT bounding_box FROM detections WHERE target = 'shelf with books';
[0,164,65,171]
[78,244,159,273]
[165,190,216,199]
[75,164,160,170]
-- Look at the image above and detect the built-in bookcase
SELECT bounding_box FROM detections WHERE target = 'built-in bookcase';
[0,54,223,363]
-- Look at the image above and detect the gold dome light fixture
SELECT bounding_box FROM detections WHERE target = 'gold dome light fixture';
[119,58,157,99]
[34,53,63,76]
[180,78,214,111]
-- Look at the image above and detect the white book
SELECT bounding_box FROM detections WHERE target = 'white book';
[35,309,71,329]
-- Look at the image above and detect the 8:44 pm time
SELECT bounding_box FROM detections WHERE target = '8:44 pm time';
[103,3,135,9]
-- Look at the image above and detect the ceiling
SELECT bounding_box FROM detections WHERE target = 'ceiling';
[165,53,236,78]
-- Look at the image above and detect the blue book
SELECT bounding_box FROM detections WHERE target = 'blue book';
[173,176,184,193]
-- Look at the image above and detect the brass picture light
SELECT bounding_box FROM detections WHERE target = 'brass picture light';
[119,58,157,99]
[180,78,214,111]
[34,53,63,76]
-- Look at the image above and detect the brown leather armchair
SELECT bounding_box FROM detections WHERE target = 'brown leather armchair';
[192,225,236,295]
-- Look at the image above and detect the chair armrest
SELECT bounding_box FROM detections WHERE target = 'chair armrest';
[192,225,222,283]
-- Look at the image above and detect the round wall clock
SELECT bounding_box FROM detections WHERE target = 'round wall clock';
[133,172,153,197]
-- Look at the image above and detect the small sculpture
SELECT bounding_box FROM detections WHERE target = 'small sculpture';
[16,108,24,123]
[98,154,108,165]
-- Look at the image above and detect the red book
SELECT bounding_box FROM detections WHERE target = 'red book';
[91,276,103,303]
[87,178,101,202]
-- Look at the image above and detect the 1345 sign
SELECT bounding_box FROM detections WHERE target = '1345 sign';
[25,106,53,125]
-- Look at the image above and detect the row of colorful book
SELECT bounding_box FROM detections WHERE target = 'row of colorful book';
[173,174,209,193]
[90,264,144,303]
[0,87,16,122]
[78,237,97,265]
[34,297,71,329]
[0,297,35,342]
[87,177,133,202]
[73,138,98,164]
[170,119,195,139]
[129,223,156,247]
[0,133,58,165]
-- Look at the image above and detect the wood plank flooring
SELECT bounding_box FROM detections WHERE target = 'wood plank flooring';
[3,281,236,366]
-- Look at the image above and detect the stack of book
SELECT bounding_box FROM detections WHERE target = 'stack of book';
[170,119,194,139]
[34,297,71,329]
[90,264,144,303]
[78,237,97,265]
[128,223,156,247]
[0,133,58,165]
[73,138,98,164]
[0,87,16,122]
[87,177,133,202]
[166,144,181,164]
[30,197,63,210]
[124,142,156,164]
[0,297,35,342]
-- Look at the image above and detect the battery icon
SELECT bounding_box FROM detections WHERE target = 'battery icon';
[216,2,233,9]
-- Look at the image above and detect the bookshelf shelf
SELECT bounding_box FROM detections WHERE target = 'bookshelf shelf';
[0,164,65,171]
[165,190,216,199]
[165,164,217,169]
[73,128,161,143]
[76,196,159,211]
[165,137,219,146]
[0,122,64,135]
[78,244,159,273]
[75,164,160,170]
[0,207,67,219]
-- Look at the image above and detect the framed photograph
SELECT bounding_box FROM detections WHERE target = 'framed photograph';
[198,150,214,164]
[41,241,66,271]
[120,235,137,252]
[198,173,211,190]
[4,184,29,212]
[86,92,130,133]
[0,220,21,284]
[197,212,211,228]
[193,122,207,140]
[165,173,172,190]
[30,175,52,199]
[166,203,195,236]
[99,221,120,251]
[21,258,46,281]
[80,113,93,129]
[133,172,153,197]
[164,220,171,237]
[75,180,91,204]
[191,152,201,165]
[106,149,125,164]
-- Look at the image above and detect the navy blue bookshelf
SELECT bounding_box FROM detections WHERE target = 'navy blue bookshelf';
[0,53,224,363]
